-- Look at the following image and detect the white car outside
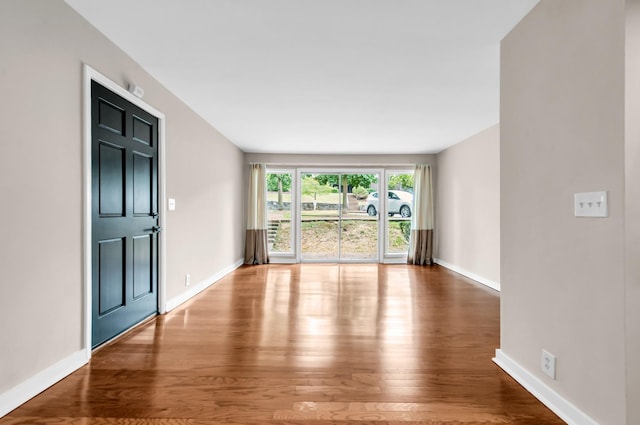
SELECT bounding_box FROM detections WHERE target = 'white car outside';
[365,190,413,217]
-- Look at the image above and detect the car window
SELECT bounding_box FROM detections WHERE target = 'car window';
[372,193,378,198]
[389,192,399,200]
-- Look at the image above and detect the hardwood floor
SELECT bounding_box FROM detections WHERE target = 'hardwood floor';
[1,264,564,424]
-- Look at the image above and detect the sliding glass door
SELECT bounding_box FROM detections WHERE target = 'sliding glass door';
[299,171,380,262]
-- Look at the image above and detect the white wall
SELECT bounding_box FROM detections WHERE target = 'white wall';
[0,0,244,405]
[435,125,500,288]
[500,1,626,424]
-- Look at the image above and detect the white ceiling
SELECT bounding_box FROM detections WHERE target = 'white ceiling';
[65,0,538,154]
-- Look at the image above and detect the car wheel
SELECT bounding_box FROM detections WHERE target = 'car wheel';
[400,205,411,218]
[367,205,377,216]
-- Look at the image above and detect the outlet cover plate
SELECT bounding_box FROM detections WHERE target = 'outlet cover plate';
[541,349,556,379]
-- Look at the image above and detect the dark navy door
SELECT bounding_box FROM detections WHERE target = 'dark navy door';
[91,81,159,347]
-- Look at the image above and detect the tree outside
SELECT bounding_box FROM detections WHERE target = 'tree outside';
[388,173,413,192]
[300,174,336,210]
[315,174,378,210]
[267,173,292,210]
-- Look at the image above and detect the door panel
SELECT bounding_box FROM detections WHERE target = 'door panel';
[132,235,153,299]
[98,99,125,134]
[98,238,125,315]
[132,116,153,145]
[92,81,159,347]
[98,142,125,216]
[133,153,152,215]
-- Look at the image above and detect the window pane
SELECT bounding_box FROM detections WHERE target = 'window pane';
[266,171,294,254]
[386,171,414,254]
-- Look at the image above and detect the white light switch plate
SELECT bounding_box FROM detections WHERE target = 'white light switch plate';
[574,191,607,217]
[168,198,176,211]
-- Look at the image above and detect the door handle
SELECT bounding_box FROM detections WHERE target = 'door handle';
[151,226,162,233]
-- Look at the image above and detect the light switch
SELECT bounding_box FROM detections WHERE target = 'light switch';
[574,191,607,217]
[168,198,176,211]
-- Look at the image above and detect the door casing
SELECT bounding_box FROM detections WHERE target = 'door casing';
[82,65,167,358]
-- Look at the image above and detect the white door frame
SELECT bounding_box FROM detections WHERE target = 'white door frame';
[82,64,167,358]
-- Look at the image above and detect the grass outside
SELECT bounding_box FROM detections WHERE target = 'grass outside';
[271,220,410,255]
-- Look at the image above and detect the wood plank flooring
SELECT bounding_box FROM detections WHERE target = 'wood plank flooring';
[1,264,564,424]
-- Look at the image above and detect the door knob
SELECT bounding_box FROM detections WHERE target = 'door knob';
[152,226,162,233]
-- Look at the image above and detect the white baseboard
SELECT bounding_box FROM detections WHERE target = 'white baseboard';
[0,349,88,418]
[493,349,599,425]
[165,258,244,312]
[434,258,500,291]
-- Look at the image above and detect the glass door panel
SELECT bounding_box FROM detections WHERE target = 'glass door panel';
[339,173,379,261]
[300,173,340,261]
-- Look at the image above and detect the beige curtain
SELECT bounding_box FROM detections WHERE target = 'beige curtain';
[408,164,434,265]
[244,163,269,265]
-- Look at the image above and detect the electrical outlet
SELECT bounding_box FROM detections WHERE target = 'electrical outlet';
[541,349,556,379]
[185,274,191,287]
